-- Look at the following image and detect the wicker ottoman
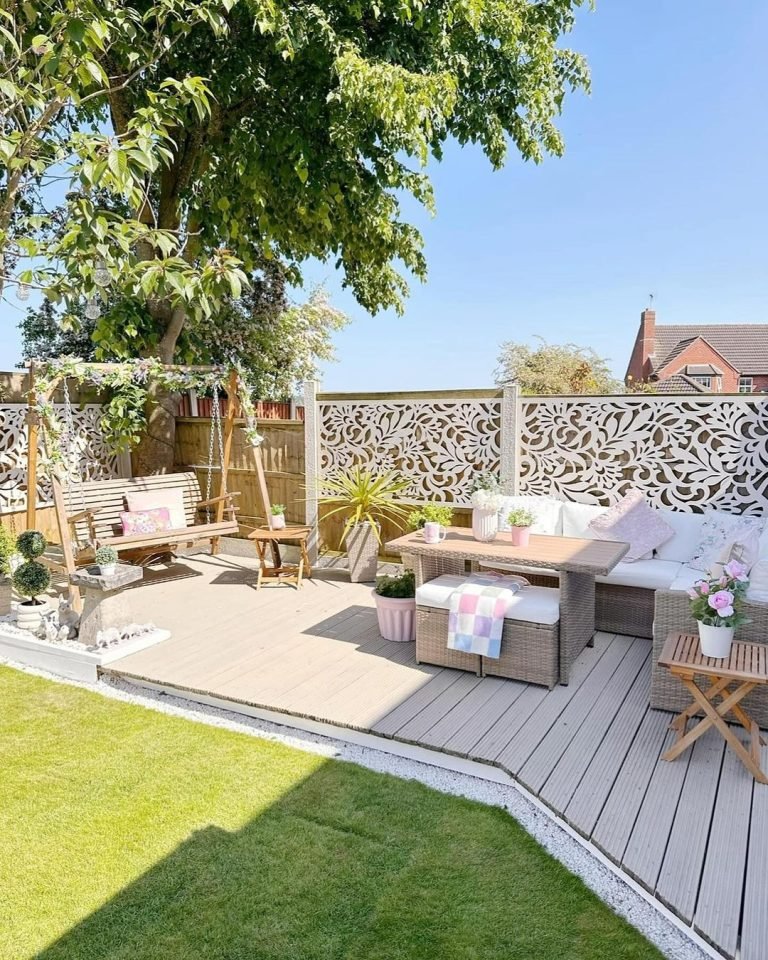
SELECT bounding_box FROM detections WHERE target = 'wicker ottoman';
[414,575,561,688]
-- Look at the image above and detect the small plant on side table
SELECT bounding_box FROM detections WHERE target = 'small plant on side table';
[270,503,286,530]
[373,569,416,642]
[13,530,52,633]
[688,559,750,658]
[95,545,118,577]
[507,507,535,547]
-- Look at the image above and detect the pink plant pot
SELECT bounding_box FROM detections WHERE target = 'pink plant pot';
[509,526,531,547]
[373,592,416,642]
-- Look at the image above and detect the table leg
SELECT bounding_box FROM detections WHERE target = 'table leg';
[558,571,596,685]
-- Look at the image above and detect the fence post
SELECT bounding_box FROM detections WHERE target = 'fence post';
[188,388,199,417]
[500,382,520,494]
[304,380,319,563]
[289,396,297,420]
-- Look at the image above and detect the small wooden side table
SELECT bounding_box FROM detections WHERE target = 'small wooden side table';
[247,525,312,589]
[659,632,768,783]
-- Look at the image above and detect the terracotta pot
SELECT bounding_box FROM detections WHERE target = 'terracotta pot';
[697,622,734,659]
[16,598,49,634]
[510,526,531,547]
[373,591,416,642]
[346,522,380,582]
[472,508,498,543]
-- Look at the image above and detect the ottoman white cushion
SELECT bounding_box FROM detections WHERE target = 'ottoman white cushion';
[416,574,560,626]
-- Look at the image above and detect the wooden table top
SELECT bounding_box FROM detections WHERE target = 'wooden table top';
[386,527,628,576]
[660,632,768,683]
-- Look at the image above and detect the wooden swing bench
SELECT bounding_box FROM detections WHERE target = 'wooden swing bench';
[63,472,240,566]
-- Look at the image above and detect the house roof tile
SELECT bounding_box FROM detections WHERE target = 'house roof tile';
[653,325,768,374]
[653,373,711,394]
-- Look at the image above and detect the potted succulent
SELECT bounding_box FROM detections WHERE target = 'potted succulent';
[687,560,750,658]
[470,472,504,543]
[95,545,118,576]
[321,465,411,582]
[270,504,287,530]
[12,530,51,633]
[373,570,416,642]
[507,507,535,547]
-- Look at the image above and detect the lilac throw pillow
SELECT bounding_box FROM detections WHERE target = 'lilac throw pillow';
[588,490,674,562]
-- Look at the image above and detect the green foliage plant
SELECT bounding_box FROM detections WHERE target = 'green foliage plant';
[320,466,412,545]
[375,569,415,599]
[0,526,18,575]
[406,504,453,531]
[95,545,118,565]
[507,508,536,529]
[13,561,51,602]
[495,337,622,395]
[16,530,46,560]
[270,504,286,516]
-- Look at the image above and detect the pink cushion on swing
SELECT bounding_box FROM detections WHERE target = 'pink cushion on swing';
[121,508,172,535]
[126,489,187,528]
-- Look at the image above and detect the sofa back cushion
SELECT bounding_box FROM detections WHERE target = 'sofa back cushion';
[688,509,765,572]
[498,495,563,535]
[561,502,606,540]
[654,510,707,563]
[588,489,674,561]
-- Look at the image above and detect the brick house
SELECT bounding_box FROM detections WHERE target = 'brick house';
[624,309,768,394]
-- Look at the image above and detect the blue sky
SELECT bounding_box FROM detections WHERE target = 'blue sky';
[2,1,767,389]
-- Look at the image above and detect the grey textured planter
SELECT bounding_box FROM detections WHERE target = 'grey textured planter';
[346,522,380,583]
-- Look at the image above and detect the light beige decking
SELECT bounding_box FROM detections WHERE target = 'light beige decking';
[106,554,768,960]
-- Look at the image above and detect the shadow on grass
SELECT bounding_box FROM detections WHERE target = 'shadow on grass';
[34,761,662,960]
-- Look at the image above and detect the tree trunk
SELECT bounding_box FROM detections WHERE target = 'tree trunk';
[132,385,180,476]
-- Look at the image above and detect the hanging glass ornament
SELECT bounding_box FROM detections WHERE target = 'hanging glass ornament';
[84,298,100,320]
[16,282,29,302]
[93,260,111,288]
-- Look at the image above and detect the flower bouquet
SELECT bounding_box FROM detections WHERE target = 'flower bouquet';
[687,559,750,658]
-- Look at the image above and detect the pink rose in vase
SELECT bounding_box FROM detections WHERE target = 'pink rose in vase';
[707,589,735,619]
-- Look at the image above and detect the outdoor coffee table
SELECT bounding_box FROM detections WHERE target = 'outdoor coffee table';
[659,632,768,783]
[386,528,628,685]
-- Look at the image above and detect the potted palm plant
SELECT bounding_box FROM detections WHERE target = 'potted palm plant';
[12,530,51,633]
[688,560,750,658]
[373,570,416,642]
[321,466,412,582]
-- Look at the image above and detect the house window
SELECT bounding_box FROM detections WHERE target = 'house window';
[739,377,753,393]
[691,375,712,388]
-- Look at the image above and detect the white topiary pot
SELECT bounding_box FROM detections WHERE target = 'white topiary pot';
[697,622,735,659]
[16,599,49,634]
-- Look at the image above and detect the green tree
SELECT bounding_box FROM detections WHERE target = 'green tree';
[495,337,622,395]
[3,0,590,466]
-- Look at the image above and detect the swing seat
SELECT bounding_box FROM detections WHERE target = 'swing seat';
[64,472,240,563]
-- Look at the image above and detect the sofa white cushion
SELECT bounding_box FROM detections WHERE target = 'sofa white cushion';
[669,566,707,593]
[416,574,560,625]
[595,558,682,590]
[748,559,768,602]
[588,490,673,561]
[126,488,187,529]
[498,495,563,535]
[561,502,607,540]
[654,510,706,563]
[688,509,765,572]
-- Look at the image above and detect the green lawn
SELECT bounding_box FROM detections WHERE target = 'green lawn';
[0,666,663,960]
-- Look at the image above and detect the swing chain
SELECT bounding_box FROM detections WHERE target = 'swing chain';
[204,383,226,522]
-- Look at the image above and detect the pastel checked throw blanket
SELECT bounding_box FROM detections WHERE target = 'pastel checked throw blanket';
[447,572,529,659]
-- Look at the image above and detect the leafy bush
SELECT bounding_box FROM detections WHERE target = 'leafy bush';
[95,546,118,565]
[13,560,51,600]
[507,508,535,528]
[17,530,46,560]
[271,504,286,516]
[375,570,415,599]
[0,526,17,575]
[406,504,453,530]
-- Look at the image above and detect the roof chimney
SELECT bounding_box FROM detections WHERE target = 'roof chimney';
[625,307,657,385]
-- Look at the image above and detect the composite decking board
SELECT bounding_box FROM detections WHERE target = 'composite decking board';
[439,678,530,757]
[498,633,628,778]
[371,669,466,737]
[394,673,485,743]
[591,709,675,863]
[418,676,516,751]
[537,640,650,810]
[564,666,651,836]
[476,631,615,767]
[621,726,703,890]
[655,727,725,922]
[694,747,755,959]
[741,745,768,960]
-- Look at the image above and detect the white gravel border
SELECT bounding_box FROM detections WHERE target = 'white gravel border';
[3,657,720,960]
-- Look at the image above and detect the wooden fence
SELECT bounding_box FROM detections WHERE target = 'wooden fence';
[178,395,304,421]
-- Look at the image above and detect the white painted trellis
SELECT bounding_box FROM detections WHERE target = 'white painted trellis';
[304,382,768,559]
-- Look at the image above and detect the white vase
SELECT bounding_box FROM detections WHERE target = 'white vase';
[17,599,49,634]
[271,514,286,530]
[472,507,498,543]
[697,622,735,659]
[99,563,117,577]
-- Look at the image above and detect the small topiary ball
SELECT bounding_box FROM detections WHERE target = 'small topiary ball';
[16,530,47,560]
[12,560,51,600]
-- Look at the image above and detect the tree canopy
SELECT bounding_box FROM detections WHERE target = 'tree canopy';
[495,337,622,395]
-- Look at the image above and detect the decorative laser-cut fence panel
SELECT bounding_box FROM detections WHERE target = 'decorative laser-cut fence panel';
[518,395,768,514]
[0,404,122,514]
[318,396,503,505]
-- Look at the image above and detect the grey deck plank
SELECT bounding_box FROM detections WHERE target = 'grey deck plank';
[395,673,484,743]
[419,677,513,750]
[564,666,651,835]
[655,728,724,922]
[371,669,464,736]
[537,640,649,809]
[741,744,768,960]
[694,746,755,958]
[441,678,530,756]
[499,633,630,779]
